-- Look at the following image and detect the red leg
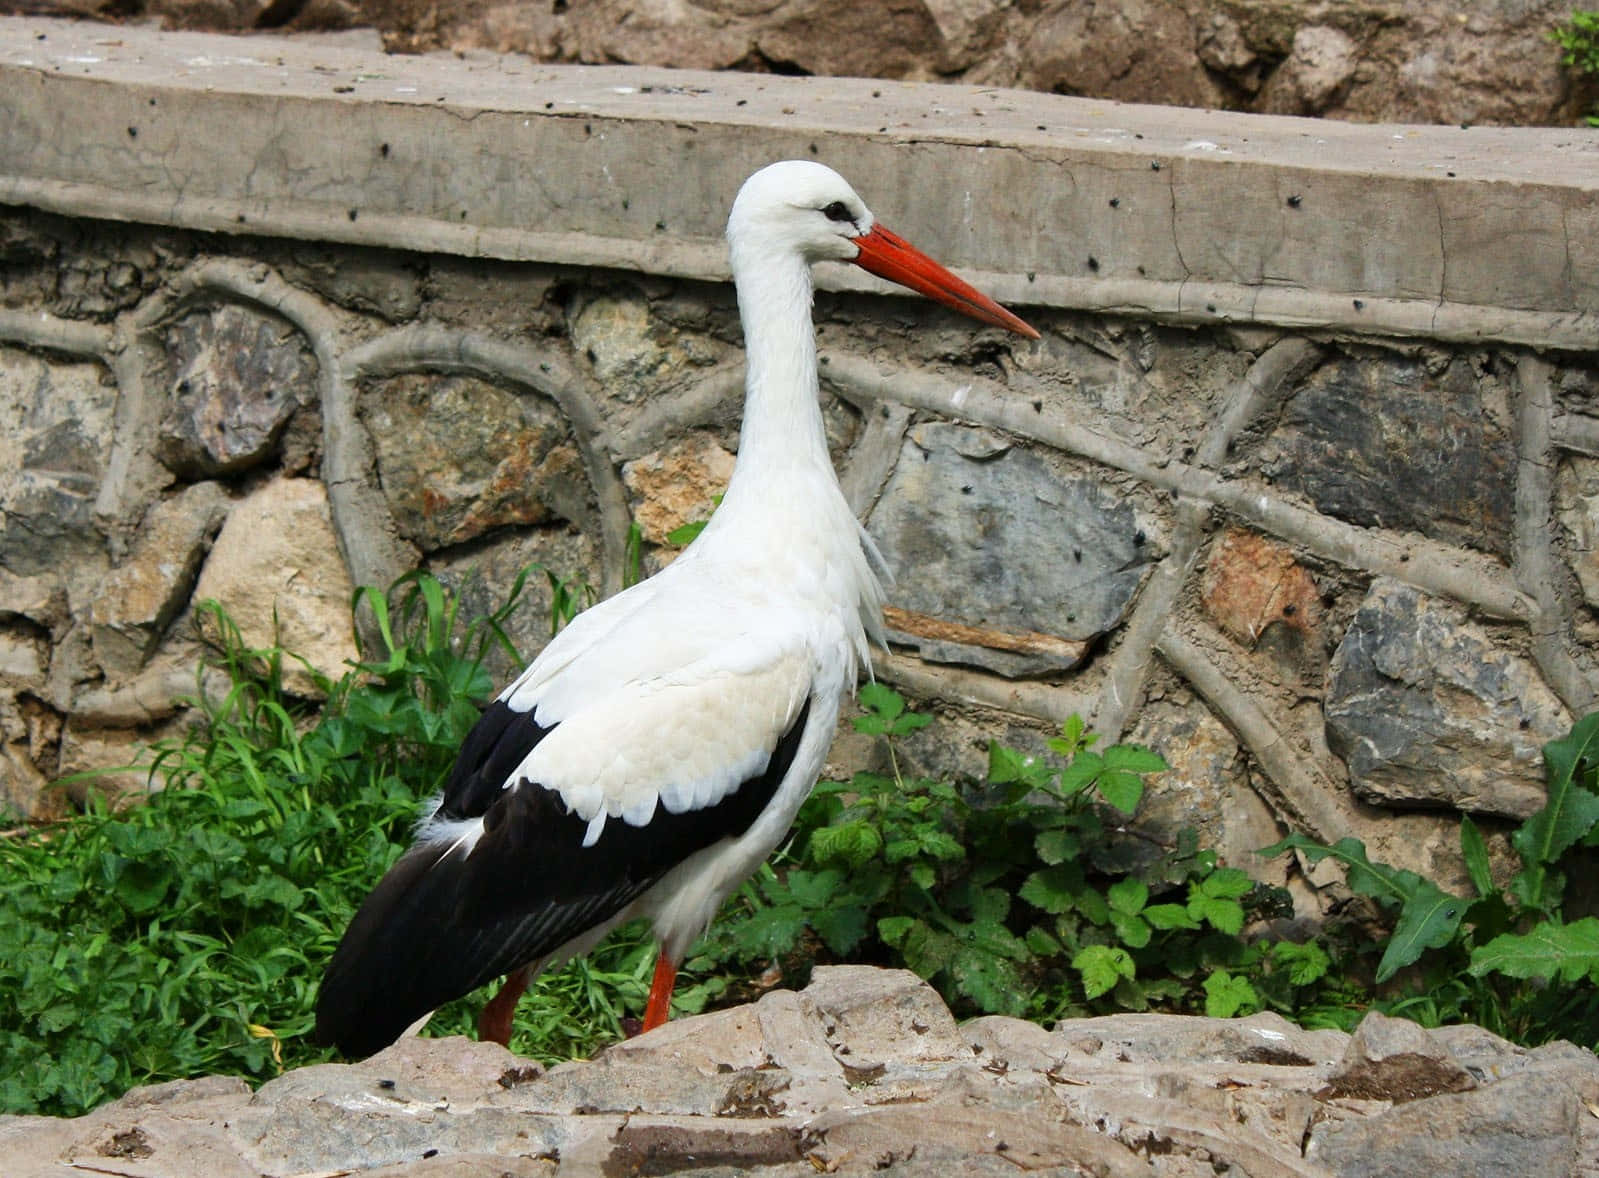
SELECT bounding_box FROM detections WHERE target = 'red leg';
[478,966,532,1046]
[642,953,677,1032]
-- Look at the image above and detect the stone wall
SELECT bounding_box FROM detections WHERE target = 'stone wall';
[2,18,1597,903]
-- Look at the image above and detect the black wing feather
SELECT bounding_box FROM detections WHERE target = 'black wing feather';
[315,696,812,1058]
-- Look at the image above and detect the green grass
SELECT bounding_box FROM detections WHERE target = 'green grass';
[4,567,1596,1118]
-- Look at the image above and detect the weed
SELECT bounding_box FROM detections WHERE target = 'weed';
[1553,9,1599,125]
[1263,712,1599,1047]
[692,691,1332,1025]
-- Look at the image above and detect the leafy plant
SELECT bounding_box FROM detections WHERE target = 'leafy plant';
[1262,711,1599,1047]
[1553,9,1599,125]
[694,689,1327,1024]
[0,566,623,1117]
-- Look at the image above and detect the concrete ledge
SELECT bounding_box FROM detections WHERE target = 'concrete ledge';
[2,17,1595,351]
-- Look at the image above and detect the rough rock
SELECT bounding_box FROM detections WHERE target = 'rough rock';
[359,372,587,551]
[1556,454,1599,610]
[1262,25,1359,115]
[622,432,735,546]
[55,719,164,802]
[1307,1071,1585,1178]
[867,423,1154,677]
[90,482,229,682]
[1127,698,1280,869]
[1322,1010,1477,1102]
[117,0,1594,126]
[0,689,62,818]
[0,346,117,578]
[1325,579,1568,818]
[13,968,1595,1177]
[189,478,357,697]
[157,302,319,477]
[1257,350,1515,560]
[569,294,718,406]
[1201,528,1323,650]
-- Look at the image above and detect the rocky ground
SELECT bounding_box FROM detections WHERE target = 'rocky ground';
[4,0,1596,127]
[4,966,1598,1176]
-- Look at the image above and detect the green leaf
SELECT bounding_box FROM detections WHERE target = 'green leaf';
[1459,815,1494,899]
[1035,827,1079,866]
[857,682,904,723]
[1020,866,1081,915]
[812,905,869,956]
[1189,893,1244,936]
[1469,917,1599,984]
[1268,940,1330,986]
[878,916,916,947]
[810,821,883,869]
[1095,770,1143,815]
[1142,903,1200,931]
[1106,878,1148,915]
[1200,868,1252,899]
[1375,880,1467,984]
[1073,944,1135,999]
[1109,910,1151,949]
[1202,969,1260,1018]
[1102,744,1169,774]
[665,519,709,546]
[1057,752,1104,796]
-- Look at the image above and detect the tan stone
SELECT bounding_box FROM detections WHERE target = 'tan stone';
[190,478,357,697]
[91,482,229,682]
[622,433,735,546]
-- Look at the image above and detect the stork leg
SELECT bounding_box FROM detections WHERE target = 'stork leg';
[478,965,532,1046]
[642,954,677,1032]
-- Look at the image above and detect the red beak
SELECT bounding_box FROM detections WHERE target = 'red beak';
[851,223,1040,340]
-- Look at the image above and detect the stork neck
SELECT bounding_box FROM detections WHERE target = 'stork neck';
[727,249,831,481]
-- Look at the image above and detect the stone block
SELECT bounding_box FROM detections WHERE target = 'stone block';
[360,372,584,552]
[0,347,116,577]
[622,432,735,546]
[1257,351,1514,559]
[190,478,357,697]
[1322,1010,1477,1103]
[866,422,1152,676]
[157,303,319,477]
[1307,1071,1583,1178]
[1325,579,1567,818]
[90,482,229,681]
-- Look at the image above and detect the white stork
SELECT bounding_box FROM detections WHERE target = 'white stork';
[315,160,1038,1058]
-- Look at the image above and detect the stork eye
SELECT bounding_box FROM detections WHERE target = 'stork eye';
[821,201,853,223]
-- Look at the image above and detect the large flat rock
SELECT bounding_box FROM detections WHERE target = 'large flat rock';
[4,967,1596,1176]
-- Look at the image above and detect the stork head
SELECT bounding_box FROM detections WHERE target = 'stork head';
[728,160,1039,339]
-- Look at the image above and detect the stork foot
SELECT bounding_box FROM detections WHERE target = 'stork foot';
[478,966,532,1046]
[642,955,678,1032]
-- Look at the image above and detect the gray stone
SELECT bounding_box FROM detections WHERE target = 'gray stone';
[90,482,229,681]
[866,423,1154,675]
[1325,579,1568,818]
[0,347,116,577]
[359,372,589,552]
[1257,351,1515,559]
[1307,1071,1583,1178]
[1323,1011,1477,1102]
[8,967,1599,1177]
[157,302,319,477]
